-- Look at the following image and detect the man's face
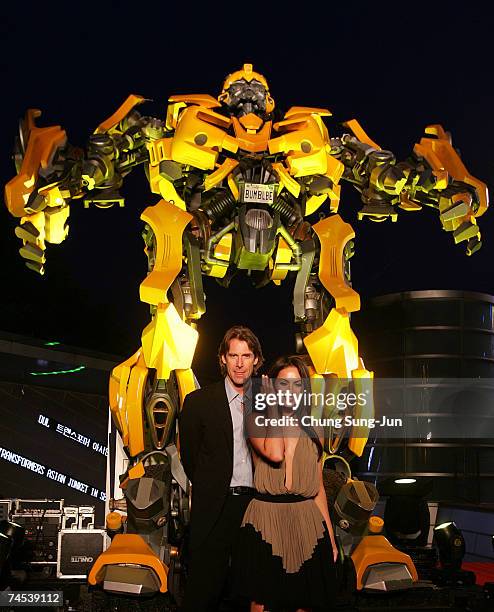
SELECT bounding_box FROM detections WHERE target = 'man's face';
[221,338,258,388]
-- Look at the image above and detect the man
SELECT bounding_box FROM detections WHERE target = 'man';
[179,325,264,612]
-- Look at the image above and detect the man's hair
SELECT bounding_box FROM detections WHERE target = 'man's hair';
[218,325,264,377]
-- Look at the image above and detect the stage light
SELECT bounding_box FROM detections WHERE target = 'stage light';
[379,477,432,549]
[0,533,12,567]
[433,521,465,570]
[0,520,25,582]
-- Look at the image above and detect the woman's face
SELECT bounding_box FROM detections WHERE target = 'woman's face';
[274,365,304,410]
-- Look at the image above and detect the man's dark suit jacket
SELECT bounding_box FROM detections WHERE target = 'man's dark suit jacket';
[179,380,234,549]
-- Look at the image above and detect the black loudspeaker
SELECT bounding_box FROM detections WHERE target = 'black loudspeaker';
[57,529,108,578]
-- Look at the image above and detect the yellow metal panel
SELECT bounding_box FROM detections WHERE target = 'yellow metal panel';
[5,120,67,217]
[305,194,327,216]
[165,101,186,130]
[272,162,301,198]
[88,534,168,592]
[348,366,374,457]
[284,106,332,118]
[270,236,291,283]
[228,174,240,200]
[287,147,328,177]
[44,206,69,243]
[351,536,417,590]
[221,64,269,91]
[204,158,239,191]
[209,233,232,278]
[342,119,381,150]
[126,352,148,457]
[128,462,145,480]
[328,183,341,213]
[109,349,142,445]
[20,211,46,250]
[141,303,198,379]
[158,179,186,211]
[148,138,173,168]
[148,166,186,210]
[303,308,360,377]
[95,94,146,134]
[176,368,198,406]
[172,106,237,169]
[416,124,488,216]
[312,214,360,312]
[325,153,345,184]
[168,94,221,108]
[231,117,272,153]
[238,113,263,130]
[413,143,448,188]
[139,199,192,306]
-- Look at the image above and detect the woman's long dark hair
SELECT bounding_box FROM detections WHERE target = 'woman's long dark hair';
[267,355,323,460]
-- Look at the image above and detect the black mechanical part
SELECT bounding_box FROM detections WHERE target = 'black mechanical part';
[238,204,279,256]
[200,189,236,222]
[82,133,116,188]
[271,191,303,226]
[223,78,268,118]
[124,462,172,554]
[144,371,180,451]
[235,155,277,185]
[183,232,206,319]
[293,238,316,322]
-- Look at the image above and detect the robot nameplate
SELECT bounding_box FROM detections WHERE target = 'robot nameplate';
[242,183,275,204]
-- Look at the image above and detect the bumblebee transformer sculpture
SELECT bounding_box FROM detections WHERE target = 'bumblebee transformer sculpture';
[5,64,489,598]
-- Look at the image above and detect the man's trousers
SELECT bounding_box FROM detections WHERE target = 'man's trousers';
[182,493,252,612]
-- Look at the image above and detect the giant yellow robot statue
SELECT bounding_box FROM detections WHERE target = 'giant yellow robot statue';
[5,64,488,598]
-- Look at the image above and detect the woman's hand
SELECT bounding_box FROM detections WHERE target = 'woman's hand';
[260,374,275,398]
[261,374,278,418]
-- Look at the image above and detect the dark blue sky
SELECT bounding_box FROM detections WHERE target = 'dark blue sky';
[1,2,493,382]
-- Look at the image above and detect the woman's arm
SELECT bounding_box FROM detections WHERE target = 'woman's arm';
[248,413,285,463]
[246,375,285,463]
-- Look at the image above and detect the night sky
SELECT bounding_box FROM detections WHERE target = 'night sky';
[1,3,493,384]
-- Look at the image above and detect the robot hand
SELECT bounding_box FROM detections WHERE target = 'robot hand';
[5,109,81,273]
[438,189,482,256]
[14,198,70,275]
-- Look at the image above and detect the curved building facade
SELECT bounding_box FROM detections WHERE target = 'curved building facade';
[352,290,494,504]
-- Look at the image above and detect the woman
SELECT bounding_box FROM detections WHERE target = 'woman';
[232,355,339,612]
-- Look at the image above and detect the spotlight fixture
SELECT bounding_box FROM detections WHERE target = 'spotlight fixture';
[0,533,12,567]
[0,520,25,586]
[379,477,432,549]
[433,521,465,570]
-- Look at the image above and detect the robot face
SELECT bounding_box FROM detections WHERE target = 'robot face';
[224,78,267,117]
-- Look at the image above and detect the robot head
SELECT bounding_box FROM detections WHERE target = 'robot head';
[219,63,275,117]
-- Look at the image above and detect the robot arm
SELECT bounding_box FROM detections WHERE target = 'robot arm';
[4,95,162,274]
[334,120,488,255]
